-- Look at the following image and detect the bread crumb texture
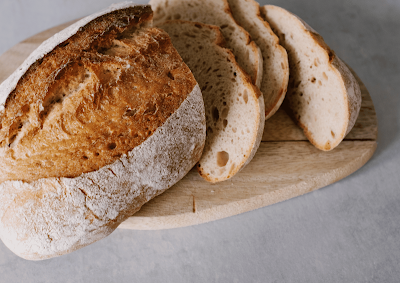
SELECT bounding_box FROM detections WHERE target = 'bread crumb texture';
[228,0,289,119]
[159,21,264,182]
[263,5,361,150]
[150,0,263,88]
[0,3,205,260]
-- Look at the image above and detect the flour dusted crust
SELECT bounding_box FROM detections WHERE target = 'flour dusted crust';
[0,85,205,260]
[0,3,206,260]
[262,5,361,150]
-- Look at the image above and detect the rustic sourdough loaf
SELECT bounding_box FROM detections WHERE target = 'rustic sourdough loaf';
[227,0,289,119]
[159,21,264,182]
[262,5,361,150]
[149,0,263,89]
[0,3,206,260]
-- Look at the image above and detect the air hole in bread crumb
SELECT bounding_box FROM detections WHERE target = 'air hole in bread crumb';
[220,24,229,29]
[323,72,328,80]
[243,91,248,104]
[95,152,100,156]
[223,119,228,128]
[108,143,117,150]
[314,58,320,67]
[8,134,17,146]
[319,81,322,86]
[83,156,88,160]
[233,72,237,77]
[311,77,316,83]
[281,62,285,69]
[331,131,335,138]
[232,128,237,133]
[174,14,181,19]
[183,31,196,38]
[212,107,219,122]
[207,126,213,134]
[222,108,229,118]
[300,93,303,97]
[217,151,229,167]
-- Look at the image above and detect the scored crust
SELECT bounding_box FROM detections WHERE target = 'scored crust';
[0,84,205,260]
[0,4,197,182]
[262,5,361,150]
[0,3,206,260]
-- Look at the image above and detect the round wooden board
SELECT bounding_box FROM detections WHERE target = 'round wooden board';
[0,22,377,230]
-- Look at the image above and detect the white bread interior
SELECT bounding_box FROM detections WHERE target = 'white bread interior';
[159,21,264,182]
[149,0,263,89]
[227,0,289,119]
[262,5,361,150]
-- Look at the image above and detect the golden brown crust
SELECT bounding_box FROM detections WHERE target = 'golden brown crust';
[0,7,196,182]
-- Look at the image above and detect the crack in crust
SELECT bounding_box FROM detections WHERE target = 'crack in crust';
[0,6,196,182]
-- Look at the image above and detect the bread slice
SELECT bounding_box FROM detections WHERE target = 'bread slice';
[0,3,206,260]
[227,0,289,119]
[159,20,264,182]
[149,0,263,89]
[262,5,362,151]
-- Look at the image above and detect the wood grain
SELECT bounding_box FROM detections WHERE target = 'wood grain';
[0,20,378,230]
[120,141,376,230]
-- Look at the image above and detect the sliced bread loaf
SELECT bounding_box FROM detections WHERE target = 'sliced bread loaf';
[159,20,264,182]
[227,0,289,119]
[150,0,263,89]
[0,4,206,260]
[262,5,362,151]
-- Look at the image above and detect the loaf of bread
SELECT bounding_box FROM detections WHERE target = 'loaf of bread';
[149,0,263,89]
[262,5,361,150]
[159,20,264,182]
[0,3,206,260]
[227,0,289,120]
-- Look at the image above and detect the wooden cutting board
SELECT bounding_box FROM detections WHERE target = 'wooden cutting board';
[0,21,377,230]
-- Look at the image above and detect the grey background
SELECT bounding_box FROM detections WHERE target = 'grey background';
[0,0,399,282]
